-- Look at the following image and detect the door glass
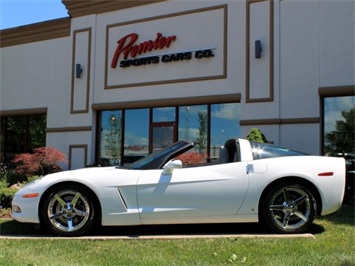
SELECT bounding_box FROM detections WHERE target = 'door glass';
[152,125,174,152]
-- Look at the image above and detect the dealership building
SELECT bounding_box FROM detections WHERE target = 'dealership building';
[1,0,354,170]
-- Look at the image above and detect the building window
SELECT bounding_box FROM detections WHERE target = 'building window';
[153,107,176,122]
[97,102,240,166]
[124,109,149,165]
[0,114,46,162]
[210,103,241,161]
[323,96,355,155]
[98,110,122,166]
[178,105,208,163]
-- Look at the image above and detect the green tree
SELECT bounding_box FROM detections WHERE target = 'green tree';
[325,107,355,154]
[246,128,268,143]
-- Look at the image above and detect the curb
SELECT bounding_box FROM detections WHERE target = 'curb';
[0,233,315,240]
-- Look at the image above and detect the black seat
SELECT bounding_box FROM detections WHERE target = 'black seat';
[220,139,241,163]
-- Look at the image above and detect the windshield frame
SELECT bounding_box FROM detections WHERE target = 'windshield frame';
[126,140,194,170]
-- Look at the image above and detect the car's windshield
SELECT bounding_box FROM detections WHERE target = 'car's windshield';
[250,142,306,160]
[126,141,193,170]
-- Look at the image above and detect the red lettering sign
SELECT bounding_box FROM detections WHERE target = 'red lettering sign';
[111,33,176,68]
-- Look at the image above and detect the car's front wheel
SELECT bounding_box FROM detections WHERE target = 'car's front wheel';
[41,184,97,237]
[261,182,316,234]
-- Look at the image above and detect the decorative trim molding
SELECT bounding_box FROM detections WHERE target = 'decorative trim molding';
[68,144,88,170]
[70,28,92,114]
[92,94,241,111]
[0,18,70,48]
[240,117,320,126]
[62,0,165,18]
[0,1,163,47]
[246,0,274,103]
[0,108,47,117]
[104,5,228,89]
[318,85,355,97]
[46,126,92,133]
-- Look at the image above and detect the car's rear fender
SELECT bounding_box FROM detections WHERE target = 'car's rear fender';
[258,177,322,216]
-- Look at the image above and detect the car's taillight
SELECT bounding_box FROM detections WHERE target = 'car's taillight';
[318,172,334,176]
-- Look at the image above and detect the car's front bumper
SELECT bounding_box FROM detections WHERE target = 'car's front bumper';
[11,192,41,224]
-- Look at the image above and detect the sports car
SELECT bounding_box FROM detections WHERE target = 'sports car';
[12,138,346,237]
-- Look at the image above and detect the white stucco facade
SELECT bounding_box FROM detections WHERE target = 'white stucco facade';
[1,0,354,169]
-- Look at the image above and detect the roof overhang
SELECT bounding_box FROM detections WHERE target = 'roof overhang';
[62,0,166,18]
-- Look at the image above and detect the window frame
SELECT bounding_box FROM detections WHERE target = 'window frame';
[0,114,47,162]
[96,102,240,166]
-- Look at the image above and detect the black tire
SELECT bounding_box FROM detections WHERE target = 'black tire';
[261,182,316,234]
[41,184,97,237]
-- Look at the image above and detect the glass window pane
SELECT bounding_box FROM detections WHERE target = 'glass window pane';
[153,107,176,122]
[124,109,149,165]
[152,125,174,151]
[210,103,240,161]
[28,115,47,151]
[99,110,122,166]
[6,116,26,160]
[324,96,355,154]
[178,105,208,165]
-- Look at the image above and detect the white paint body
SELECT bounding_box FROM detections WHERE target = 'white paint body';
[12,139,345,227]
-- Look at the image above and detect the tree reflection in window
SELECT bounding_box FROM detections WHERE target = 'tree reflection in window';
[324,96,355,154]
[1,114,46,162]
[100,111,122,166]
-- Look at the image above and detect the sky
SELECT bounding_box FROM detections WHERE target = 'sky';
[0,0,68,30]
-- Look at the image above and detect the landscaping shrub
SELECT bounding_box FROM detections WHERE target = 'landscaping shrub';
[0,147,67,211]
[12,146,67,177]
[246,128,268,143]
[0,185,18,209]
[176,151,207,166]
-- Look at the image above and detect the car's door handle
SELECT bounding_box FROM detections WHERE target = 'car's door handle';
[246,164,253,174]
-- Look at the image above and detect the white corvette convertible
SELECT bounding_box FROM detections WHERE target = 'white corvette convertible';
[12,139,345,237]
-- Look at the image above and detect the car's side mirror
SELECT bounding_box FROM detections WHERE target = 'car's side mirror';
[162,160,182,175]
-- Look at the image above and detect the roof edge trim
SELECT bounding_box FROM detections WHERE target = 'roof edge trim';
[62,0,166,18]
[0,18,71,48]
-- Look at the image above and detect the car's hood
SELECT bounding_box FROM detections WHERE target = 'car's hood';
[20,166,142,192]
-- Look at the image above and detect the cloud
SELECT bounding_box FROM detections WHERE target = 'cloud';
[211,103,240,120]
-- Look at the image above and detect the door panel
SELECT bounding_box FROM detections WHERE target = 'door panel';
[137,162,249,220]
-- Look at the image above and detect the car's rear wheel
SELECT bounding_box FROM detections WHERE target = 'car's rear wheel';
[261,182,316,234]
[41,184,96,237]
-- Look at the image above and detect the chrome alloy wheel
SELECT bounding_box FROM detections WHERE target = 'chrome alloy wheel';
[268,186,312,231]
[47,189,91,233]
[262,183,316,233]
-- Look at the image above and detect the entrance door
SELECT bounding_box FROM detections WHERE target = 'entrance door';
[151,122,176,153]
